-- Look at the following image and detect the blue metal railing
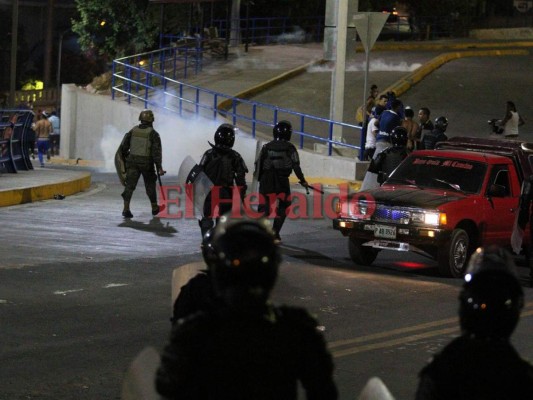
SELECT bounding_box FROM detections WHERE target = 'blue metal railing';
[112,52,361,156]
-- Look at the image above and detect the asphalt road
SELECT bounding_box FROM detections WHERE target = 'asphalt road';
[2,44,533,399]
[1,169,533,399]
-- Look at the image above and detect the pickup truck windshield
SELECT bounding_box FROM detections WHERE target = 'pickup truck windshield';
[387,156,487,194]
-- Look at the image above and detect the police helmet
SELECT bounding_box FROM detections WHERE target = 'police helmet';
[139,109,154,123]
[273,120,292,141]
[214,123,236,148]
[459,246,524,340]
[390,126,408,147]
[434,116,448,132]
[204,216,281,306]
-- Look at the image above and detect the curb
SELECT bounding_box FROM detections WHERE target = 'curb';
[0,171,92,207]
[382,48,530,98]
[360,40,533,52]
[216,59,328,114]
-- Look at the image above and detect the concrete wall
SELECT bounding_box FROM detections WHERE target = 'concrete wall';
[470,27,533,40]
[59,85,357,181]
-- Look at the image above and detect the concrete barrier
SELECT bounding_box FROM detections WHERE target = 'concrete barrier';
[470,28,533,41]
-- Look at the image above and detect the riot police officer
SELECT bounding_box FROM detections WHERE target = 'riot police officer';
[156,216,338,400]
[368,126,409,185]
[119,109,165,218]
[416,246,533,399]
[421,116,448,150]
[255,120,308,243]
[198,123,248,238]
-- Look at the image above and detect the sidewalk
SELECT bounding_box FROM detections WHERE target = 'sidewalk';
[1,38,531,207]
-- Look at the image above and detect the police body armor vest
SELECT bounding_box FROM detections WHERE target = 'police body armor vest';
[381,147,408,175]
[129,126,153,158]
[263,141,293,177]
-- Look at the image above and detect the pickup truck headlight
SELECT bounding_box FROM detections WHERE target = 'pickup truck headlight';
[411,212,442,226]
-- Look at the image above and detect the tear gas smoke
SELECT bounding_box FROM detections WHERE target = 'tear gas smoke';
[308,60,422,73]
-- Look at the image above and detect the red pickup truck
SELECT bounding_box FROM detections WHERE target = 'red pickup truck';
[333,137,533,277]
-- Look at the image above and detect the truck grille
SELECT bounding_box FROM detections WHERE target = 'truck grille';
[373,206,410,223]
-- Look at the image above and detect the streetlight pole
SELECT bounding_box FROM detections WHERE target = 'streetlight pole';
[55,29,69,113]
[9,0,19,107]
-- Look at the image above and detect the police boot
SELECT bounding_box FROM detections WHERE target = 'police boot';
[199,218,214,239]
[122,201,133,218]
[272,217,285,243]
[151,202,160,216]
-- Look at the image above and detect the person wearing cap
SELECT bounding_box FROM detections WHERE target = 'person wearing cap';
[33,111,53,167]
[415,246,533,399]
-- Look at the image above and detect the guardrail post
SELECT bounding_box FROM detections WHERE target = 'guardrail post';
[232,100,237,126]
[328,123,334,156]
[299,115,305,149]
[252,104,257,138]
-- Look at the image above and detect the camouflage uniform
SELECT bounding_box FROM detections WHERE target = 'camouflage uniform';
[119,122,163,214]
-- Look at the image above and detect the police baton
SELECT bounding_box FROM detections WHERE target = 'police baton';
[157,167,167,212]
[300,181,325,195]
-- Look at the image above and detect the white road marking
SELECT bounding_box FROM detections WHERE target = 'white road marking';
[53,289,84,295]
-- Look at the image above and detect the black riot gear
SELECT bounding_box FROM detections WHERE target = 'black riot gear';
[459,246,524,340]
[138,109,155,123]
[434,116,448,132]
[390,126,408,147]
[214,123,236,148]
[205,216,281,306]
[273,120,292,141]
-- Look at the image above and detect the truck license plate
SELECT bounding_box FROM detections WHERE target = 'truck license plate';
[374,224,396,239]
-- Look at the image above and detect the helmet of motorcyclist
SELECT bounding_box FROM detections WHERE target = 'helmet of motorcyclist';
[139,109,154,123]
[204,215,281,307]
[273,120,292,141]
[434,116,448,132]
[390,126,408,147]
[214,123,236,148]
[459,246,524,340]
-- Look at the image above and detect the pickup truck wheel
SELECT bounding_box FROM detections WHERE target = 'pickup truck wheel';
[348,237,378,266]
[438,228,469,277]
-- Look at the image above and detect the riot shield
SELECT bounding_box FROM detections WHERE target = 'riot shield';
[115,148,127,186]
[121,346,161,400]
[250,140,264,196]
[177,155,213,218]
[358,376,395,400]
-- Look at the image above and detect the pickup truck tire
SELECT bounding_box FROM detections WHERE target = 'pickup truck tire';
[438,228,469,277]
[349,236,378,266]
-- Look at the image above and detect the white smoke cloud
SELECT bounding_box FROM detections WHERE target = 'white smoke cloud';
[308,59,422,73]
[99,112,258,183]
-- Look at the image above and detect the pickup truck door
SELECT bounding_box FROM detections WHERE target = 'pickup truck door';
[482,164,519,244]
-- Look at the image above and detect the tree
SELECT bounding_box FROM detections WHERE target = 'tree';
[71,0,157,60]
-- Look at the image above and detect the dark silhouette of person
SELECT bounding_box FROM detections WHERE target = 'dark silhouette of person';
[416,246,533,399]
[156,216,338,400]
[196,123,248,238]
[255,120,308,243]
[118,109,165,218]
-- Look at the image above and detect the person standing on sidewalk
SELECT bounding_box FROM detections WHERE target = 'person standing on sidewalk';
[118,109,165,218]
[33,111,52,167]
[255,120,309,243]
[402,107,420,151]
[500,101,525,138]
[416,107,434,145]
[48,111,61,156]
